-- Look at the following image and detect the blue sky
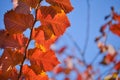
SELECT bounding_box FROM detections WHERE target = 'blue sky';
[0,0,120,80]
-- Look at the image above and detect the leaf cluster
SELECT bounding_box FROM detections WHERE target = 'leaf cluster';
[0,0,73,79]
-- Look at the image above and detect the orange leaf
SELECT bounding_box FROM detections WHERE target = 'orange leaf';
[28,48,60,72]
[22,65,48,80]
[110,24,120,37]
[38,25,54,40]
[29,64,43,75]
[32,28,57,51]
[112,11,120,22]
[0,30,28,48]
[4,10,34,34]
[0,48,23,78]
[46,0,73,13]
[37,7,70,37]
[0,67,18,80]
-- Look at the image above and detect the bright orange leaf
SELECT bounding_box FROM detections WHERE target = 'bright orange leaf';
[32,28,57,51]
[112,10,120,22]
[110,24,120,37]
[37,7,70,37]
[22,65,48,80]
[28,48,60,72]
[4,10,34,34]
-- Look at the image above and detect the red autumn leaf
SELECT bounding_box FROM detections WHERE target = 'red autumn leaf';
[0,48,23,79]
[28,48,60,72]
[100,53,116,65]
[100,21,111,34]
[53,66,63,74]
[0,30,28,48]
[21,0,41,8]
[14,1,30,14]
[83,70,92,80]
[100,23,108,33]
[32,28,57,51]
[0,67,18,80]
[46,0,73,13]
[54,66,71,74]
[37,7,70,37]
[29,64,43,75]
[64,77,69,80]
[114,61,120,70]
[77,74,82,80]
[22,65,48,80]
[0,48,23,71]
[57,46,67,54]
[4,10,34,34]
[112,11,120,22]
[110,24,120,37]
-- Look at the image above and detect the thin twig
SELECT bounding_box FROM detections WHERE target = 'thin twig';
[82,0,90,64]
[66,32,88,66]
[66,32,82,54]
[90,52,100,65]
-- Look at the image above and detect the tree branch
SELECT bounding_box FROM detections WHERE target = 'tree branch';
[18,19,36,79]
[82,0,90,64]
[18,4,39,79]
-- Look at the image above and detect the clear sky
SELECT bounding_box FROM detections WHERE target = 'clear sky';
[0,0,120,80]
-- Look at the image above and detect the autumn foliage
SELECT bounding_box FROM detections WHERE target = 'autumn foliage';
[0,0,73,79]
[48,5,120,80]
[0,0,120,80]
